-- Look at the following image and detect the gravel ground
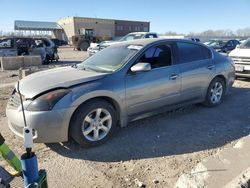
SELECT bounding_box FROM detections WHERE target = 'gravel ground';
[1,47,250,188]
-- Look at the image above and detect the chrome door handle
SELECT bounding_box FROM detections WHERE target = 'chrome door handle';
[207,65,215,70]
[170,74,178,80]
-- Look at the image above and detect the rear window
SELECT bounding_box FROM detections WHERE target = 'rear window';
[177,42,212,63]
[239,38,250,49]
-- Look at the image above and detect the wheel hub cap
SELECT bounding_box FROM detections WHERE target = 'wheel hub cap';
[82,108,112,141]
[210,82,223,104]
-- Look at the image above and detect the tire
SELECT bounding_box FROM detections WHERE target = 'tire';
[80,41,90,51]
[203,77,226,107]
[70,99,118,147]
[42,55,50,65]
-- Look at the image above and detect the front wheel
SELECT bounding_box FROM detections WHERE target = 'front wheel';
[70,99,118,147]
[80,41,90,51]
[204,77,225,107]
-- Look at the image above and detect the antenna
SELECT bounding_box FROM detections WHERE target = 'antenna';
[17,81,27,127]
[17,81,33,157]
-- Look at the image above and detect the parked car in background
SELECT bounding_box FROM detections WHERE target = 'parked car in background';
[0,38,17,57]
[239,39,247,44]
[206,39,240,53]
[87,32,158,56]
[0,39,11,47]
[34,37,59,63]
[0,37,59,64]
[6,38,235,147]
[229,38,250,78]
[0,37,47,62]
[203,40,217,46]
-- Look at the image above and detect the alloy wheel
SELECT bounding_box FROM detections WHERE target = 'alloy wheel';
[209,82,223,104]
[82,108,112,141]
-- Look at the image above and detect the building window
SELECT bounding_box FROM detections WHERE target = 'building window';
[117,25,124,31]
[134,26,140,31]
[143,26,149,32]
[129,26,132,31]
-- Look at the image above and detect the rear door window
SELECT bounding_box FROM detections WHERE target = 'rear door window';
[0,38,13,48]
[145,34,157,38]
[177,42,211,63]
[227,41,234,47]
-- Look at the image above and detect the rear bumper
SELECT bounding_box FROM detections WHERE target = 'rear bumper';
[236,72,250,78]
[234,61,250,78]
[6,107,75,143]
[235,64,250,78]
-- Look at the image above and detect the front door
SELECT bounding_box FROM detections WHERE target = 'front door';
[125,43,181,116]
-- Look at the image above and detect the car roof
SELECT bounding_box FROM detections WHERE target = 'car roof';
[129,32,157,35]
[111,38,203,48]
[0,36,34,39]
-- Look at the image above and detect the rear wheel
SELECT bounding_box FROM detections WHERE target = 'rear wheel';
[42,55,50,65]
[70,99,118,147]
[204,77,225,107]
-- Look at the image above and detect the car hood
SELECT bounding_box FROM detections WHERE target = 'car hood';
[229,48,250,58]
[18,66,107,99]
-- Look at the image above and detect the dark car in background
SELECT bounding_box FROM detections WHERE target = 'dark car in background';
[34,37,59,63]
[51,38,68,46]
[206,39,240,53]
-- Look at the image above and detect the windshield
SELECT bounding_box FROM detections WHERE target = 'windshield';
[239,38,250,49]
[77,45,139,72]
[119,33,144,42]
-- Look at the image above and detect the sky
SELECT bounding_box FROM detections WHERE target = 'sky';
[0,0,249,34]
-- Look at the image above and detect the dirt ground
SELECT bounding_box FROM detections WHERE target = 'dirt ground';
[1,47,250,188]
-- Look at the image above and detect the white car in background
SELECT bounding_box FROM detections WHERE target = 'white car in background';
[87,32,158,56]
[239,39,246,44]
[229,38,250,78]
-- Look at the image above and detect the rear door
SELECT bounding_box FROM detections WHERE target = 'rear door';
[176,42,215,102]
[125,42,181,116]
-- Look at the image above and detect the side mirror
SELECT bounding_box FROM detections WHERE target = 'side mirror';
[236,44,240,48]
[130,62,151,73]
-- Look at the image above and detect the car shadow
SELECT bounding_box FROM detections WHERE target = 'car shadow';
[46,85,250,162]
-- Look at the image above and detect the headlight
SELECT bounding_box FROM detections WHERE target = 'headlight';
[26,89,70,111]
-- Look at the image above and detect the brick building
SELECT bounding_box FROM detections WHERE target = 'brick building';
[57,17,150,42]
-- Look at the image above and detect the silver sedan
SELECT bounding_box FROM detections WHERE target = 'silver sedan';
[6,38,235,147]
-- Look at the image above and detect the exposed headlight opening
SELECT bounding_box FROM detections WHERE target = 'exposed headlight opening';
[26,89,70,111]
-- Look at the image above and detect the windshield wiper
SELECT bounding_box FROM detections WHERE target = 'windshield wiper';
[77,65,100,72]
[71,63,78,68]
